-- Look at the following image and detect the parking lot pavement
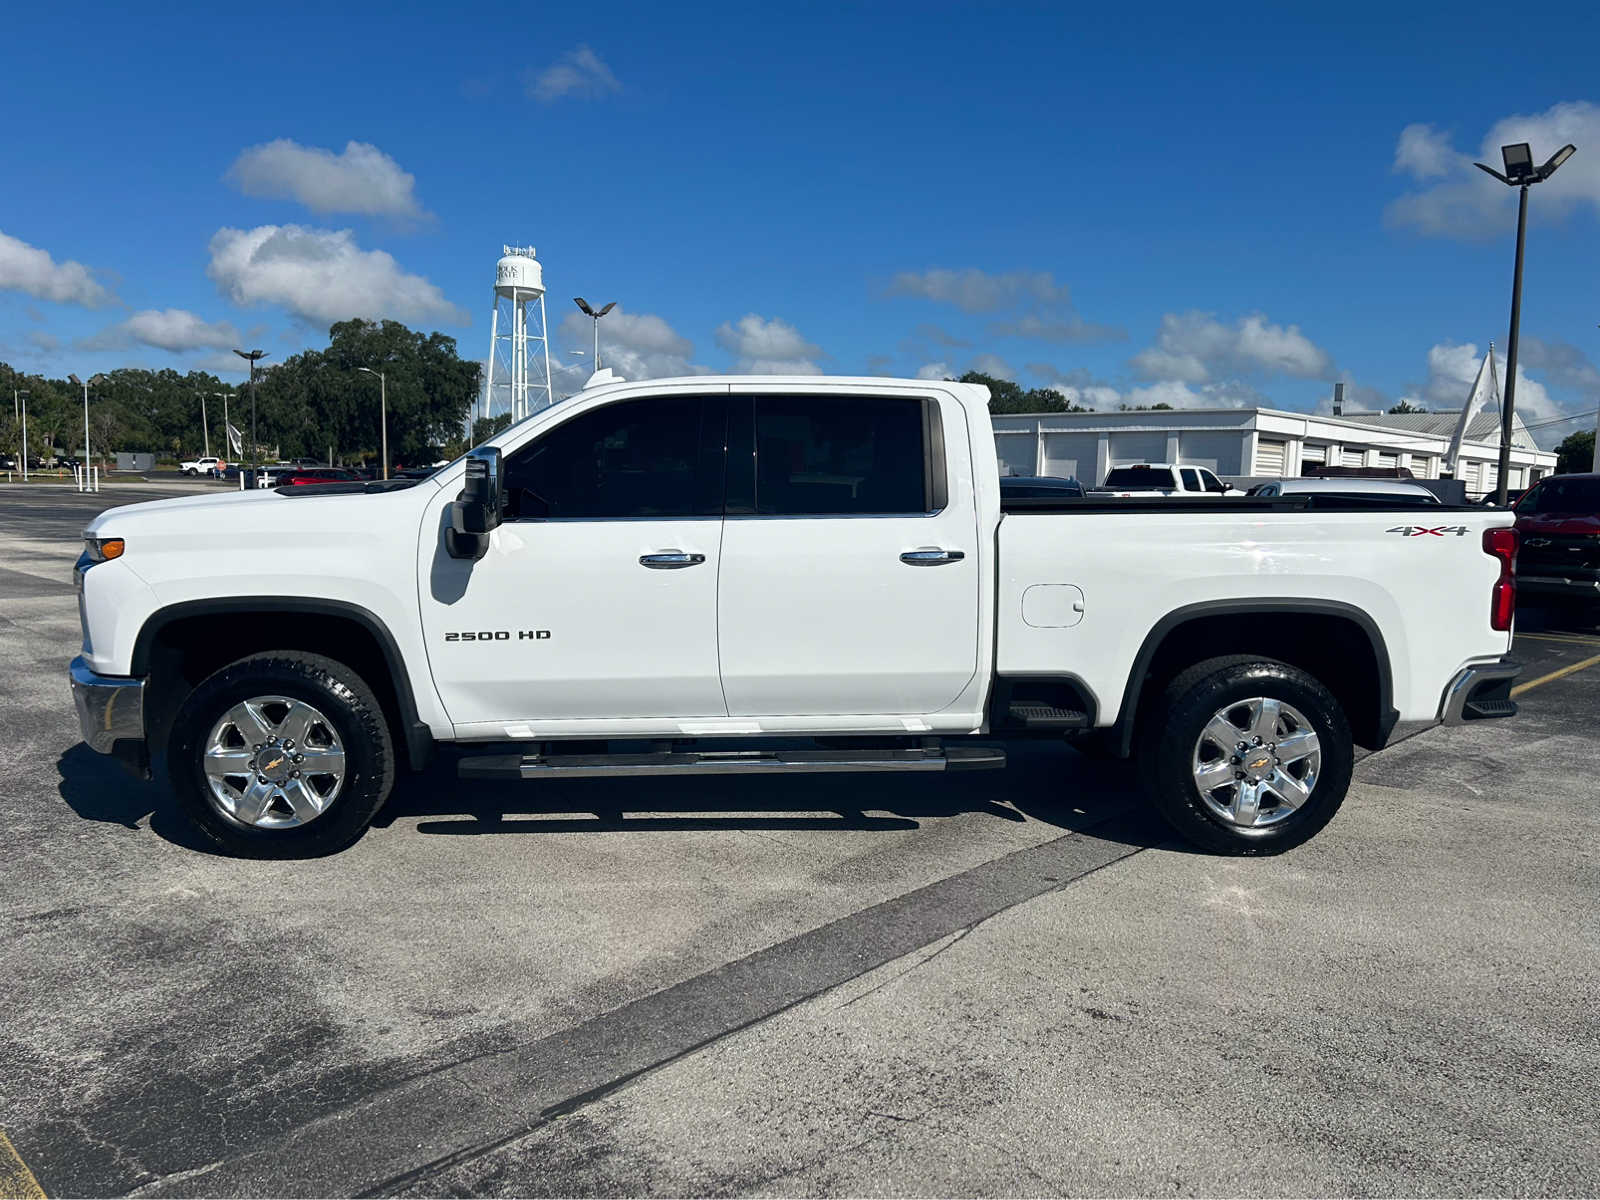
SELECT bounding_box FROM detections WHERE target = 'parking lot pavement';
[1,489,1596,1197]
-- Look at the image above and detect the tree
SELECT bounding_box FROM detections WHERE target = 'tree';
[956,371,1089,414]
[1118,403,1174,411]
[1555,429,1595,475]
[1388,400,1425,414]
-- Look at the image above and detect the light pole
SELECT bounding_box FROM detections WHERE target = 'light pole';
[356,367,389,480]
[195,391,211,458]
[68,373,106,470]
[572,298,616,371]
[14,389,28,481]
[1474,141,1577,504]
[233,348,268,477]
[213,392,233,460]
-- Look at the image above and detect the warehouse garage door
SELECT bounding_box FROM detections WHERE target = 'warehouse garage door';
[1108,432,1166,467]
[1040,433,1091,482]
[1255,439,1287,476]
[1300,444,1327,475]
[994,431,1035,478]
[1178,432,1243,475]
[1341,448,1365,468]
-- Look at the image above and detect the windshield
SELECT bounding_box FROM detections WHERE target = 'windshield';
[1104,467,1176,489]
[1521,476,1600,514]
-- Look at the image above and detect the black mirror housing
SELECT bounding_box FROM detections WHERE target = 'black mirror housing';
[446,447,504,560]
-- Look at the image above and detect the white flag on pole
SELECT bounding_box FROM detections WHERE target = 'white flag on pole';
[1444,345,1500,473]
[226,422,243,456]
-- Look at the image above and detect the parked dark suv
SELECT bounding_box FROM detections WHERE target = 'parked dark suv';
[1514,473,1600,610]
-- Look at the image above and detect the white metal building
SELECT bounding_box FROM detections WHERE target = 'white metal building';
[989,407,1556,499]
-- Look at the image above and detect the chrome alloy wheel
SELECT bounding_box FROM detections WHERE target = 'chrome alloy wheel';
[202,696,347,829]
[1191,696,1321,829]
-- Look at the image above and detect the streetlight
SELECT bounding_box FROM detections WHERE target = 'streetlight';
[1474,141,1577,504]
[572,298,616,371]
[355,367,389,480]
[194,391,211,458]
[14,389,28,481]
[233,348,268,477]
[67,373,106,470]
[212,393,233,461]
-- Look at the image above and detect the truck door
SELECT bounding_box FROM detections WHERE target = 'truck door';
[418,392,729,728]
[715,389,980,717]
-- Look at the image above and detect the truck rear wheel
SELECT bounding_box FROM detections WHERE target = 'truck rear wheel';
[167,651,395,858]
[1138,656,1352,855]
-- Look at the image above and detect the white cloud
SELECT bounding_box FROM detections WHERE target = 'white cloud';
[886,268,1069,313]
[1393,123,1460,179]
[526,45,621,103]
[987,312,1124,344]
[967,352,1015,379]
[0,229,115,307]
[557,306,702,381]
[1519,336,1600,396]
[85,308,242,352]
[207,225,468,327]
[226,140,427,219]
[1386,101,1600,238]
[1131,311,1333,382]
[915,361,951,380]
[715,314,823,374]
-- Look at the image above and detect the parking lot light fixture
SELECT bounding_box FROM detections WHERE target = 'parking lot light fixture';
[68,373,107,470]
[572,298,617,371]
[1472,141,1577,505]
[233,349,269,475]
[15,389,29,481]
[355,367,389,480]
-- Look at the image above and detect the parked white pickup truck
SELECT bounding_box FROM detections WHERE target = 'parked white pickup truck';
[70,376,1521,859]
[1095,462,1238,497]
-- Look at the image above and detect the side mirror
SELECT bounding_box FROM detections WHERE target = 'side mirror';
[1220,481,1235,493]
[446,447,503,560]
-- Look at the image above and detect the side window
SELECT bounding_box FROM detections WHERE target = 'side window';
[1200,469,1226,493]
[1180,468,1202,492]
[502,395,724,520]
[744,394,930,516]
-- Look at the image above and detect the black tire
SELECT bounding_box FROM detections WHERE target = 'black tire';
[167,651,395,858]
[184,467,197,476]
[1136,655,1353,855]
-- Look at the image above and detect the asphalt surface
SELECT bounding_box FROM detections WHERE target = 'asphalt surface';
[1,483,1596,1197]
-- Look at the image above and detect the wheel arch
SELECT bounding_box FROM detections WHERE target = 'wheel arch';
[132,597,433,771]
[1112,599,1397,756]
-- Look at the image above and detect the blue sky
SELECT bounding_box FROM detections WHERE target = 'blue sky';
[4,0,1599,444]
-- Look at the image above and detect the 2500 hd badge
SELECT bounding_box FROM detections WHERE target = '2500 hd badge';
[443,629,551,642]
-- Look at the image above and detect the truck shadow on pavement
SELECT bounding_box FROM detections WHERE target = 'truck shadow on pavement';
[380,740,1166,850]
[56,739,1170,854]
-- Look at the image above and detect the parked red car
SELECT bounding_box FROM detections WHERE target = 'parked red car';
[1514,473,1600,610]
[276,467,363,487]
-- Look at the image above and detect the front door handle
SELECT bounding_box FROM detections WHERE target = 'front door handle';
[640,550,706,569]
[900,548,966,566]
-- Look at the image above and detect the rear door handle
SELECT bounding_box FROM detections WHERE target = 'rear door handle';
[900,548,965,566]
[639,550,706,569]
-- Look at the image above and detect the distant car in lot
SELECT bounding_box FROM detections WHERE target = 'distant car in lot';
[1248,478,1441,504]
[1514,473,1600,608]
[1000,474,1085,499]
[1479,488,1527,507]
[1094,463,1237,497]
[180,456,225,477]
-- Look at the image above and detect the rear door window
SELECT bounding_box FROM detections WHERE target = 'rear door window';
[1180,468,1203,492]
[1104,467,1176,489]
[731,394,933,516]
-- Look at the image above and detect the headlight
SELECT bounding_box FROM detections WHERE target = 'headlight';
[83,536,125,563]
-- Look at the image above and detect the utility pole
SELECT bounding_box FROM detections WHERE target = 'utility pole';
[233,349,269,480]
[196,392,210,457]
[356,367,389,480]
[15,389,28,481]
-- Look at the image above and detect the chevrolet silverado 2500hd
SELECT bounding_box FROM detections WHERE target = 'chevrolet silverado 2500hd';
[70,376,1522,858]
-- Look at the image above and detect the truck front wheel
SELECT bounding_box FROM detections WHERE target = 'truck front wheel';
[1138,656,1353,855]
[167,651,395,858]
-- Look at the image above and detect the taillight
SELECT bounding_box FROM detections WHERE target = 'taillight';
[1483,526,1517,631]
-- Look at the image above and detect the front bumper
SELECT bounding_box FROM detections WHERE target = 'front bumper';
[70,655,147,763]
[1439,658,1521,724]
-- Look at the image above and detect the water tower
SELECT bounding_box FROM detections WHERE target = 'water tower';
[483,245,552,424]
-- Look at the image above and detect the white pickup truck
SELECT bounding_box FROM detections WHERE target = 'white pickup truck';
[70,375,1521,859]
[1095,463,1238,497]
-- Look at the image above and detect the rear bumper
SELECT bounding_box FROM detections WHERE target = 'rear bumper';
[1438,658,1521,724]
[70,655,148,773]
